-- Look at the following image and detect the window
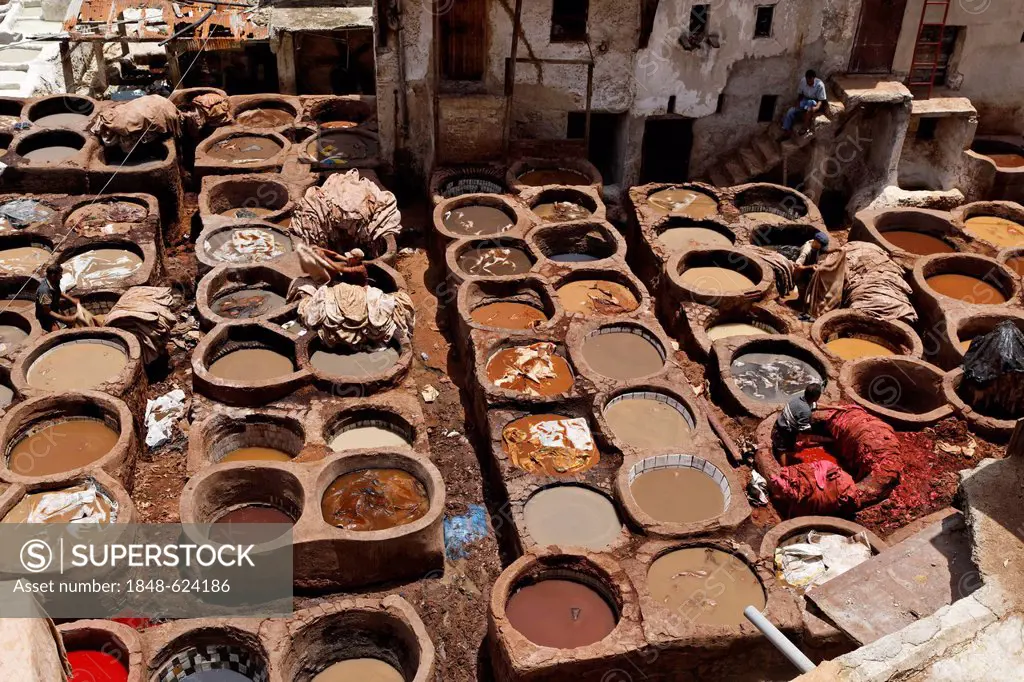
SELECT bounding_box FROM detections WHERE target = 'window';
[916,117,938,140]
[668,95,676,114]
[716,93,725,113]
[758,95,778,122]
[689,4,709,36]
[755,5,774,38]
[551,0,589,42]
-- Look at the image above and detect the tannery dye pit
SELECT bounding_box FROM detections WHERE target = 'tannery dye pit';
[657,227,732,251]
[648,188,718,218]
[516,169,592,186]
[470,301,548,330]
[679,266,756,293]
[505,579,617,648]
[964,216,1024,247]
[730,351,823,403]
[8,418,118,477]
[321,468,429,531]
[210,288,287,319]
[629,466,725,523]
[61,248,144,290]
[443,206,514,236]
[208,348,294,381]
[310,659,404,682]
[581,329,664,380]
[603,393,692,450]
[533,201,592,222]
[925,273,1008,304]
[220,446,292,463]
[26,340,128,391]
[207,135,283,162]
[502,414,598,475]
[826,337,895,360]
[0,245,51,275]
[646,548,764,625]
[457,246,533,276]
[555,280,639,315]
[523,486,621,549]
[310,346,400,377]
[881,230,956,255]
[486,344,574,397]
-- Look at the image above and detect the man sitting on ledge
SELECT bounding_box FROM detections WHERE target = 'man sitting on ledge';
[780,69,827,140]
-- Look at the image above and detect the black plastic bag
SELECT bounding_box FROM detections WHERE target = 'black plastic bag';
[963,320,1024,384]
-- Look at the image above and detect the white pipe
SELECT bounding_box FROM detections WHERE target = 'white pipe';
[744,605,816,674]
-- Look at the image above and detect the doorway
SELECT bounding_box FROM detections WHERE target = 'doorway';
[850,0,909,74]
[640,117,693,183]
[440,0,486,80]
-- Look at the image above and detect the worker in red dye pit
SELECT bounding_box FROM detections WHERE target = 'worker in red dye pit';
[35,263,85,331]
[780,69,827,139]
[772,382,823,463]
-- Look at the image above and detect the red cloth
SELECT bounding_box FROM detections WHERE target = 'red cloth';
[68,651,129,682]
[824,405,903,504]
[769,460,860,517]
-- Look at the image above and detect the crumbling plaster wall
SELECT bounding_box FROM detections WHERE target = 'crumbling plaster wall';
[892,0,1024,134]
[625,0,862,184]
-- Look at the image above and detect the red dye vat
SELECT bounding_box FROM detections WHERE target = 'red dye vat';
[68,651,129,682]
[792,445,839,466]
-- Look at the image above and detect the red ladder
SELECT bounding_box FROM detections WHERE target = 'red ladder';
[907,0,952,99]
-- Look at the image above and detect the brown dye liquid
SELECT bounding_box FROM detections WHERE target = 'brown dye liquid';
[220,447,292,463]
[33,112,89,127]
[210,288,286,319]
[648,188,718,218]
[22,146,79,163]
[215,506,294,524]
[329,426,409,451]
[235,108,294,127]
[984,153,1024,168]
[556,280,639,315]
[308,132,378,161]
[207,135,282,162]
[1006,256,1024,276]
[502,414,598,475]
[218,206,276,219]
[523,486,620,550]
[516,169,591,186]
[457,247,533,276]
[533,201,592,222]
[63,248,144,289]
[207,348,294,381]
[826,337,895,360]
[0,324,28,348]
[505,580,616,648]
[211,505,293,544]
[926,273,1007,304]
[964,216,1024,247]
[629,468,724,523]
[581,331,663,380]
[470,302,548,330]
[27,340,128,391]
[647,548,765,625]
[3,485,114,524]
[882,230,956,255]
[657,227,732,251]
[442,205,513,236]
[604,398,691,450]
[485,347,574,397]
[743,211,788,224]
[706,322,770,340]
[67,201,147,228]
[310,659,404,682]
[321,468,429,531]
[8,418,119,477]
[0,246,50,274]
[679,266,755,293]
[310,346,400,377]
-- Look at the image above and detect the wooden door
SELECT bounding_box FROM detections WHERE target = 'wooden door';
[440,0,486,81]
[850,0,909,74]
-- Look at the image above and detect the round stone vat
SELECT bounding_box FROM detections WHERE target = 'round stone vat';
[954,201,1024,250]
[303,96,376,129]
[433,193,526,240]
[483,342,574,399]
[0,472,134,526]
[430,165,507,204]
[644,544,767,627]
[914,253,1019,307]
[15,129,86,164]
[521,484,623,551]
[812,310,923,363]
[0,234,52,277]
[58,240,147,292]
[325,407,416,453]
[527,187,600,223]
[494,554,623,650]
[944,368,1021,441]
[699,305,788,350]
[653,217,735,254]
[458,277,558,333]
[0,98,23,124]
[733,183,812,222]
[0,197,56,230]
[232,96,299,128]
[58,620,141,682]
[12,327,142,399]
[747,222,821,257]
[448,236,537,281]
[840,356,953,427]
[192,323,307,406]
[577,323,666,382]
[599,387,696,452]
[203,177,292,221]
[281,599,435,682]
[0,308,37,358]
[299,334,411,395]
[616,454,749,536]
[188,411,305,471]
[644,184,720,218]
[197,264,295,327]
[553,269,644,316]
[201,131,287,165]
[182,463,304,547]
[25,95,95,128]
[529,220,622,265]
[759,517,887,571]
[0,362,15,409]
[668,247,771,306]
[0,391,135,484]
[196,223,295,273]
[303,128,379,165]
[97,140,169,168]
[717,335,832,418]
[1000,246,1024,278]
[860,208,959,257]
[508,157,602,189]
[151,628,270,682]
[64,196,150,230]
[970,138,1024,169]
[953,311,1024,360]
